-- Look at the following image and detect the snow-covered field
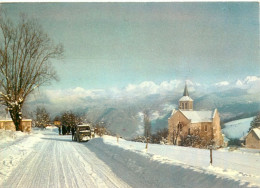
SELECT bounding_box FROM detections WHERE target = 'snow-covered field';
[222,117,254,139]
[1,127,260,188]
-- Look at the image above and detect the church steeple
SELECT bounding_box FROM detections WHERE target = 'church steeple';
[179,82,193,111]
[183,82,189,96]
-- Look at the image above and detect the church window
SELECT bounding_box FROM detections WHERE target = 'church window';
[177,123,183,131]
[181,103,184,109]
[188,128,190,135]
[185,103,187,109]
[204,125,208,132]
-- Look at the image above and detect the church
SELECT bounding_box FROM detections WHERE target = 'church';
[167,83,224,148]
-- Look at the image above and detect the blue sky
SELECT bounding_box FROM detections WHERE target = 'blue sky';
[2,3,259,91]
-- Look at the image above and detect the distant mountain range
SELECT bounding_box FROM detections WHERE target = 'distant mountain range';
[68,86,259,138]
[1,76,259,138]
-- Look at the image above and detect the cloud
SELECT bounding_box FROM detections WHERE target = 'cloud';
[44,87,105,104]
[234,76,260,91]
[215,81,230,87]
[124,80,182,97]
[29,75,260,113]
[212,76,260,94]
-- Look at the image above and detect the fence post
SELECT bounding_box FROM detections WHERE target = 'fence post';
[117,134,119,143]
[145,137,149,150]
[209,145,213,165]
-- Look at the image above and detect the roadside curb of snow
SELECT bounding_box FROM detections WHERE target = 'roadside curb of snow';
[0,130,44,185]
[87,137,252,188]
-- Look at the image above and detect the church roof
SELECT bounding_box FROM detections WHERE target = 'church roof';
[180,110,214,123]
[180,82,193,102]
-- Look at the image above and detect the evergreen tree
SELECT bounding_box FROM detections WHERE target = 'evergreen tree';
[249,112,260,131]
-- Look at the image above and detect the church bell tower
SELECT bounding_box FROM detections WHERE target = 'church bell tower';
[179,82,193,111]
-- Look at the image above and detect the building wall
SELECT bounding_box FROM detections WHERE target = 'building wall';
[246,132,260,149]
[167,110,190,145]
[168,109,224,147]
[212,110,224,147]
[0,120,32,132]
[179,101,193,110]
[198,122,213,146]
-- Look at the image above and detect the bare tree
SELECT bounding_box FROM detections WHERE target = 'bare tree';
[151,128,168,144]
[143,110,151,138]
[34,106,50,129]
[60,111,83,128]
[94,121,110,136]
[0,12,63,131]
[143,110,151,149]
[172,123,182,145]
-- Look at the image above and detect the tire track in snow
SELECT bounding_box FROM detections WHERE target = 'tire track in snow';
[2,132,130,188]
[71,142,130,188]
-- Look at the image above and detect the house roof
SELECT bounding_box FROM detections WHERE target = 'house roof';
[180,110,214,123]
[251,128,260,140]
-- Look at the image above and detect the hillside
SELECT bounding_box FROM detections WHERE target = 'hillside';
[222,117,254,139]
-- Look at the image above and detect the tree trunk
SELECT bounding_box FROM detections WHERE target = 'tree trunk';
[9,104,23,131]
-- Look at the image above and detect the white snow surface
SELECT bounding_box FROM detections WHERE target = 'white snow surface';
[1,127,260,188]
[222,117,254,139]
[179,96,193,101]
[180,110,214,123]
[252,128,260,139]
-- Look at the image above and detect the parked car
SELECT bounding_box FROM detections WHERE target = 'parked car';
[74,124,92,142]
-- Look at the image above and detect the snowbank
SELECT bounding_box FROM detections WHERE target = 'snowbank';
[0,129,44,185]
[0,129,26,145]
[87,136,260,188]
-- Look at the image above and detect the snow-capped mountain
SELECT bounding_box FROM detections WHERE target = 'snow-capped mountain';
[7,75,259,138]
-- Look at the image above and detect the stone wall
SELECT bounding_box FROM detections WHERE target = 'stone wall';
[0,119,32,132]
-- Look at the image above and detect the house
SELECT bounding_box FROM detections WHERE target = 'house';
[245,128,260,149]
[0,119,32,132]
[54,120,61,127]
[167,83,224,148]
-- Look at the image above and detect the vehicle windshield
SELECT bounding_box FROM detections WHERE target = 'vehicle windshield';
[78,127,90,131]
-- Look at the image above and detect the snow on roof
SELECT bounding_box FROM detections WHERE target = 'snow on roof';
[252,128,260,139]
[179,96,193,102]
[171,109,177,116]
[77,124,91,127]
[180,110,213,123]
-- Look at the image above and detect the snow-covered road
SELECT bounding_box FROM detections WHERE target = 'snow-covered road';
[1,129,129,188]
[1,127,259,188]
